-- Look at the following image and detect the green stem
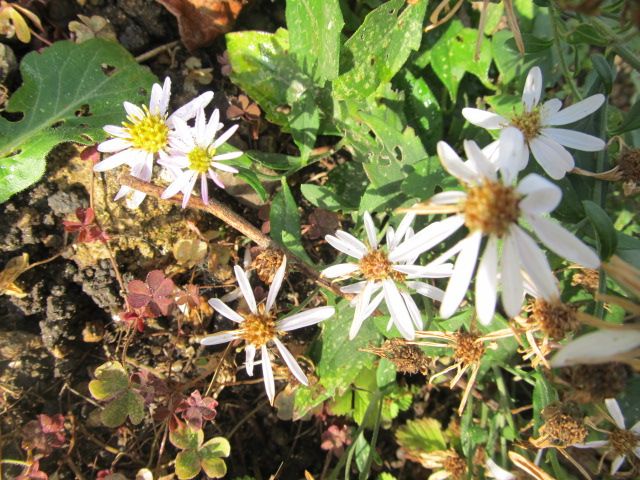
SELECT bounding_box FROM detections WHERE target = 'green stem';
[359,395,384,480]
[0,459,31,467]
[550,6,582,100]
[587,17,640,71]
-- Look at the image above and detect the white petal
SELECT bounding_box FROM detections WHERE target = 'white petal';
[605,398,626,429]
[539,98,562,123]
[610,455,626,475]
[574,440,609,449]
[528,214,600,268]
[261,345,275,404]
[245,344,256,376]
[485,458,516,480]
[234,265,257,314]
[512,225,559,300]
[517,173,562,215]
[212,151,243,162]
[440,231,482,318]
[127,190,146,209]
[382,280,415,340]
[437,141,480,184]
[206,108,220,141]
[401,292,423,329]
[93,149,132,171]
[181,173,198,208]
[351,281,377,339]
[546,94,605,126]
[200,173,209,204]
[540,128,605,152]
[161,173,189,200]
[168,91,214,125]
[340,281,367,294]
[501,231,524,318]
[266,255,287,312]
[522,66,543,111]
[274,338,308,385]
[393,263,453,278]
[482,139,500,164]
[631,421,640,435]
[497,127,527,183]
[159,77,171,115]
[429,191,466,205]
[200,331,240,346]
[149,82,163,115]
[461,108,508,129]
[334,231,368,256]
[407,281,445,301]
[395,212,416,244]
[325,235,366,259]
[463,140,497,180]
[195,107,207,145]
[529,136,575,180]
[98,137,131,153]
[208,298,244,323]
[476,236,498,325]
[213,124,239,149]
[278,306,335,332]
[103,125,129,138]
[363,211,378,249]
[550,329,640,367]
[389,215,465,263]
[123,101,144,119]
[322,263,360,278]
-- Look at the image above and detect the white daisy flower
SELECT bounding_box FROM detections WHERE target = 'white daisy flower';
[200,256,335,405]
[462,66,606,180]
[322,212,453,341]
[159,107,243,208]
[94,77,213,208]
[575,398,640,475]
[403,140,600,325]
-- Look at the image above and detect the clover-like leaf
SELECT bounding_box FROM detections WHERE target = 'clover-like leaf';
[100,390,145,428]
[169,424,204,451]
[200,457,227,479]
[88,361,128,400]
[174,449,201,480]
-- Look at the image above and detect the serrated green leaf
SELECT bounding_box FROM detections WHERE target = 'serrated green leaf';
[395,418,447,454]
[0,39,156,203]
[334,0,427,99]
[175,450,201,480]
[270,177,313,264]
[429,20,494,100]
[89,361,129,400]
[170,425,204,450]
[583,200,617,261]
[285,0,344,82]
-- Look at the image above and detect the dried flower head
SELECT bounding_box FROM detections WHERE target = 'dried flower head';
[361,338,431,375]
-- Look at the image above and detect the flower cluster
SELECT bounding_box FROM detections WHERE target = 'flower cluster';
[94,77,242,208]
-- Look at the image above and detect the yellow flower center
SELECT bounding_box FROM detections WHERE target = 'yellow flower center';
[359,250,405,282]
[187,146,215,174]
[123,106,169,153]
[463,181,520,237]
[510,109,541,142]
[240,305,277,348]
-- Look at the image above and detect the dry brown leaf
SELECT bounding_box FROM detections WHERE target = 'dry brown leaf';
[0,253,30,298]
[172,238,208,268]
[156,0,244,51]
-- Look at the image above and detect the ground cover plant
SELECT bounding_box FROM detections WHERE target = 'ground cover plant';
[0,0,639,479]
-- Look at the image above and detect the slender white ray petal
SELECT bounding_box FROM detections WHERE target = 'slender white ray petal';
[386,228,395,251]
[361,291,384,320]
[322,263,360,278]
[208,170,224,189]
[437,141,481,183]
[482,139,500,164]
[93,148,133,171]
[383,280,415,340]
[363,211,378,249]
[485,458,516,480]
[522,66,543,111]
[540,98,562,122]
[113,185,131,202]
[389,215,465,263]
[501,231,524,318]
[350,282,375,340]
[149,82,163,115]
[205,108,220,141]
[428,236,468,266]
[541,128,606,152]
[550,329,640,367]
[212,151,243,162]
[245,344,256,376]
[274,338,308,385]
[394,212,416,244]
[200,331,240,346]
[476,235,498,325]
[528,215,600,268]
[529,135,575,180]
[325,234,366,259]
[340,281,367,294]
[261,345,276,404]
[278,306,335,332]
[103,125,129,137]
[97,137,131,153]
[497,127,527,183]
[181,172,198,209]
[605,399,626,429]
[401,292,423,330]
[440,231,482,318]
[429,191,467,205]
[213,124,240,149]
[461,108,508,129]
[464,139,497,180]
[234,265,257,314]
[334,231,368,256]
[161,172,189,200]
[517,173,562,215]
[546,94,605,126]
[169,91,214,125]
[266,255,287,312]
[128,189,147,209]
[209,298,244,323]
[631,421,640,435]
[195,107,207,145]
[200,174,209,204]
[512,225,558,300]
[407,281,445,301]
[123,101,144,119]
[611,455,626,475]
[634,447,640,460]
[159,77,171,115]
[393,263,453,278]
[574,440,609,449]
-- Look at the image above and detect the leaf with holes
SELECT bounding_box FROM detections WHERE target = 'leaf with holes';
[0,39,156,203]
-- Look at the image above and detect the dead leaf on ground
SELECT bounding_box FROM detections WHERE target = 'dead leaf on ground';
[156,0,244,51]
[0,253,30,298]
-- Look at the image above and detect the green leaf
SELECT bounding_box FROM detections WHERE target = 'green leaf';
[89,361,129,400]
[170,425,204,450]
[0,39,156,203]
[175,450,201,480]
[395,418,447,454]
[398,69,442,152]
[376,358,396,388]
[334,0,428,99]
[491,31,555,85]
[100,395,130,428]
[611,98,640,135]
[235,167,267,203]
[583,200,616,261]
[285,0,344,82]
[124,390,146,425]
[429,20,494,99]
[200,436,231,459]
[200,457,227,479]
[286,85,320,161]
[300,184,342,210]
[591,54,615,94]
[270,178,313,263]
[532,372,557,432]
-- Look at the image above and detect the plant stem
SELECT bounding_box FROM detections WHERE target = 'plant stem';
[587,17,640,71]
[550,5,582,101]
